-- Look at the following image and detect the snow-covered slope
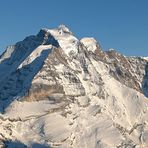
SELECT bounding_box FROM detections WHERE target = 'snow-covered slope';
[0,25,148,148]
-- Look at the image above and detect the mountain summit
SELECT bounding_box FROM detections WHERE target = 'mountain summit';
[0,25,148,148]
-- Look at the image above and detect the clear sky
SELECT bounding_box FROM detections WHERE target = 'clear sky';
[0,0,148,56]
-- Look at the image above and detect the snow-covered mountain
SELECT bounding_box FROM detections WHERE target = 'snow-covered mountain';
[0,25,148,148]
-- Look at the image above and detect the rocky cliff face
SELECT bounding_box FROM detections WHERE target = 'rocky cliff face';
[0,25,148,148]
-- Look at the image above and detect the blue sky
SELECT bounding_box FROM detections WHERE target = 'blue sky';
[0,0,148,56]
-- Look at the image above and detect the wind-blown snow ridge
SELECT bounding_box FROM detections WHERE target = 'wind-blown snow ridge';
[0,25,148,148]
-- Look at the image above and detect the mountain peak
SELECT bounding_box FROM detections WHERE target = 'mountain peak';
[38,24,73,36]
[37,25,78,56]
[58,24,72,34]
[80,37,101,52]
